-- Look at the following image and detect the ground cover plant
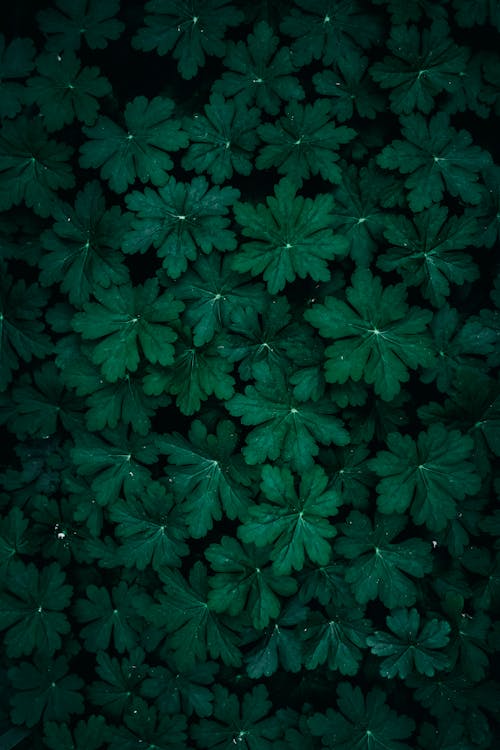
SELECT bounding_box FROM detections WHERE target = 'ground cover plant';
[0,0,499,747]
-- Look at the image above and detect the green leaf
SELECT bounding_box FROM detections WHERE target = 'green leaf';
[61,350,167,435]
[377,111,492,211]
[206,536,297,629]
[377,205,480,306]
[280,0,382,67]
[0,117,74,217]
[232,178,348,294]
[0,273,51,391]
[367,607,451,678]
[159,419,253,538]
[171,253,267,347]
[309,682,415,750]
[238,463,341,575]
[143,327,235,415]
[132,0,244,79]
[335,511,433,607]
[123,177,239,279]
[244,599,306,678]
[217,296,314,382]
[0,507,34,575]
[70,427,160,506]
[44,716,107,750]
[140,660,217,718]
[305,267,435,400]
[0,34,35,118]
[328,164,387,266]
[181,93,261,183]
[256,100,356,186]
[8,656,84,727]
[38,180,130,307]
[369,424,481,531]
[0,561,72,657]
[313,53,384,122]
[301,602,370,675]
[80,96,188,193]
[454,0,500,29]
[37,0,125,50]
[72,279,183,382]
[6,361,83,439]
[109,481,189,570]
[73,581,143,652]
[148,561,241,668]
[370,21,469,114]
[106,698,187,750]
[87,648,148,717]
[191,684,281,750]
[421,305,496,393]
[227,363,349,471]
[213,20,305,115]
[25,50,111,131]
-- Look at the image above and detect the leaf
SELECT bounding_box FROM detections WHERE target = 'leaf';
[148,561,241,668]
[87,648,148,717]
[73,581,143,652]
[143,327,235,415]
[123,177,239,279]
[313,53,384,122]
[206,536,297,629]
[370,21,469,114]
[328,164,387,266]
[0,273,51,392]
[171,253,267,347]
[8,656,84,727]
[369,424,481,531]
[280,0,382,67]
[72,279,183,382]
[140,660,217,718]
[44,716,107,750]
[181,93,261,183]
[244,600,307,678]
[37,0,125,50]
[238,463,341,575]
[301,602,370,675]
[190,684,281,750]
[0,34,36,118]
[158,419,253,538]
[70,427,160,506]
[0,561,72,657]
[256,100,356,186]
[305,267,435,400]
[377,205,480,306]
[335,511,433,607]
[106,698,187,750]
[0,116,75,217]
[80,96,188,193]
[367,607,451,678]
[309,682,415,750]
[0,507,34,575]
[377,111,492,211]
[421,305,497,393]
[217,296,314,382]
[132,0,244,79]
[25,50,111,131]
[213,20,305,115]
[38,180,130,306]
[110,481,189,571]
[226,363,349,472]
[3,361,82,439]
[232,178,348,295]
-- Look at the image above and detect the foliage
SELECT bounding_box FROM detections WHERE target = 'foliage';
[0,1,498,748]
